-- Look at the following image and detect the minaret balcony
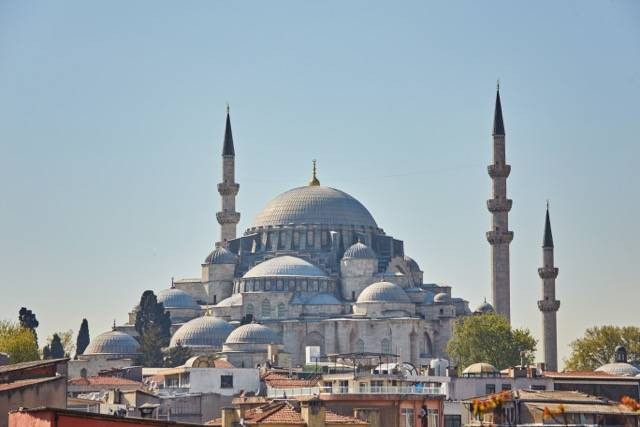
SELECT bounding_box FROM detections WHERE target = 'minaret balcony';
[216,211,240,224]
[538,267,559,279]
[537,299,560,312]
[487,164,511,178]
[218,183,240,196]
[485,230,513,245]
[486,198,512,213]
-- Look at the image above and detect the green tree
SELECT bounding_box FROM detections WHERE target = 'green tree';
[163,342,193,367]
[564,326,640,371]
[42,345,51,359]
[139,324,164,367]
[49,334,65,358]
[46,330,74,357]
[0,320,40,363]
[447,312,537,370]
[18,307,39,345]
[134,291,171,344]
[76,319,90,356]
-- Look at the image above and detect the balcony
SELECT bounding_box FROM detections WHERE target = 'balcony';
[486,198,512,213]
[266,384,443,398]
[487,164,511,178]
[486,230,514,245]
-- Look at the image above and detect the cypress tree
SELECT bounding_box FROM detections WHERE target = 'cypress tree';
[76,319,90,356]
[134,291,171,345]
[50,334,65,358]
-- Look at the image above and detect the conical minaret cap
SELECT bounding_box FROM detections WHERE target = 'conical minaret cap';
[222,105,235,156]
[493,84,505,136]
[543,204,554,248]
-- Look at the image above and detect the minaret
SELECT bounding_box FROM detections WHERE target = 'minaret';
[486,83,514,322]
[216,105,240,244]
[538,203,560,371]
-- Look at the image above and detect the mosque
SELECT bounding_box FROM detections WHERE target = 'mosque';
[80,89,567,372]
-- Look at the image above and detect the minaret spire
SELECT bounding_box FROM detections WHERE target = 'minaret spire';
[538,203,560,371]
[309,159,320,186]
[486,84,513,322]
[216,105,240,244]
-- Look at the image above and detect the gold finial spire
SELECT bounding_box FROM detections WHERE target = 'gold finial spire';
[226,102,230,114]
[309,159,320,186]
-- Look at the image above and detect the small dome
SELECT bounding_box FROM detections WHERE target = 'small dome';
[404,256,421,272]
[243,256,327,279]
[216,293,243,307]
[170,316,234,348]
[157,288,200,309]
[595,363,640,377]
[433,292,450,303]
[204,246,237,265]
[357,281,411,304]
[84,331,140,356]
[475,300,494,314]
[463,362,500,377]
[343,242,377,260]
[224,323,282,345]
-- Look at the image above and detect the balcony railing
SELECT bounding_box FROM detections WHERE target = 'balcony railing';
[267,385,443,398]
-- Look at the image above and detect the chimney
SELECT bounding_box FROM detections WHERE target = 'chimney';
[222,407,239,427]
[301,398,326,427]
[268,344,279,365]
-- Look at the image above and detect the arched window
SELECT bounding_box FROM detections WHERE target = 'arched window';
[261,300,271,318]
[246,303,254,316]
[381,338,391,354]
[277,303,286,319]
[80,368,87,378]
[354,339,365,353]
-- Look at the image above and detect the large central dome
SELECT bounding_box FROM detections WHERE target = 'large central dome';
[250,186,378,229]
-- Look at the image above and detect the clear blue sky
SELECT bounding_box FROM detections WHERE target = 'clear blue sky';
[1,1,638,367]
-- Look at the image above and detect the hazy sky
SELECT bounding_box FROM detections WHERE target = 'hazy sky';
[1,1,638,367]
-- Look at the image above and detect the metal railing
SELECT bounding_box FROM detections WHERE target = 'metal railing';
[267,385,442,398]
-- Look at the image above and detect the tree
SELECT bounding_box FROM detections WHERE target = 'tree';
[134,291,171,345]
[0,320,40,363]
[49,334,65,358]
[42,345,51,360]
[163,342,193,367]
[18,307,39,345]
[46,330,74,357]
[565,326,640,371]
[76,319,90,357]
[447,312,537,370]
[139,324,164,367]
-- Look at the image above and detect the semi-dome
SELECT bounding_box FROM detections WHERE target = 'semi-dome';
[250,186,378,230]
[84,330,140,356]
[433,292,450,303]
[595,363,640,377]
[204,246,237,265]
[170,316,234,348]
[243,256,327,279]
[216,293,243,307]
[224,323,282,345]
[462,362,500,377]
[404,256,421,272]
[357,281,411,304]
[343,242,377,260]
[157,288,200,309]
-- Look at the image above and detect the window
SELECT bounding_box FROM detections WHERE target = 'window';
[220,375,233,389]
[261,299,271,318]
[531,384,546,391]
[400,408,414,427]
[265,280,271,291]
[277,303,286,319]
[501,383,512,391]
[381,338,391,354]
[444,415,462,427]
[359,382,367,393]
[339,380,348,393]
[354,339,365,353]
[246,303,254,316]
[427,410,439,427]
[486,384,496,394]
[80,368,87,378]
[371,380,383,392]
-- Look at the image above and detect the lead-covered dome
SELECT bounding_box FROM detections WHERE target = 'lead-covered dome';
[250,186,378,229]
[204,246,237,265]
[84,330,140,356]
[243,256,327,278]
[343,242,377,260]
[595,363,640,377]
[157,288,200,309]
[224,323,282,345]
[357,281,411,304]
[170,316,234,348]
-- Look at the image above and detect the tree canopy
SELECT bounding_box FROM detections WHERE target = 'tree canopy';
[134,291,172,367]
[76,319,90,357]
[49,334,65,358]
[163,342,193,368]
[0,320,40,363]
[446,312,537,370]
[565,325,640,371]
[139,324,165,367]
[18,307,39,345]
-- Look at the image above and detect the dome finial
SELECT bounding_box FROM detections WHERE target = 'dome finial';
[171,277,175,288]
[112,319,116,330]
[309,159,320,186]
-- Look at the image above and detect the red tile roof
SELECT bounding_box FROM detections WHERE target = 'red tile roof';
[207,401,367,425]
[68,376,143,386]
[213,359,235,369]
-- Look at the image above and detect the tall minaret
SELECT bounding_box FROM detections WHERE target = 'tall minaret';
[538,204,560,371]
[486,83,514,322]
[216,105,240,244]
